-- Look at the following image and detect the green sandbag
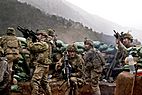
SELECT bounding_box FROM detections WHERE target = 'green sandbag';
[98,44,108,51]
[11,85,19,92]
[17,72,27,78]
[77,48,84,54]
[93,41,101,49]
[14,75,22,81]
[123,65,130,71]
[137,46,142,58]
[105,47,116,54]
[17,37,27,48]
[74,42,84,49]
[56,40,65,48]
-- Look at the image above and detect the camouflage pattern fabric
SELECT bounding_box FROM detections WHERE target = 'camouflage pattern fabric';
[83,49,105,95]
[57,52,84,95]
[27,39,52,95]
[0,57,8,82]
[0,35,20,82]
[0,57,10,95]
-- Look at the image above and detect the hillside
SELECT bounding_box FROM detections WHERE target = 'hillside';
[0,0,115,44]
[18,0,122,34]
[19,0,142,43]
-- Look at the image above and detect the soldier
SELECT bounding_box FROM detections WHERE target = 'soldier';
[83,39,105,95]
[104,32,134,82]
[47,28,56,49]
[0,47,10,95]
[27,30,52,95]
[115,32,133,68]
[0,27,21,83]
[56,44,84,95]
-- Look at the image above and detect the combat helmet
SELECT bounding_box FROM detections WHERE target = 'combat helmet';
[84,39,94,47]
[123,32,133,42]
[47,29,55,37]
[66,44,77,52]
[7,27,16,35]
[36,30,48,37]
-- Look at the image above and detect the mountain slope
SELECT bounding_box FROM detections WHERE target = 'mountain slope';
[0,0,115,44]
[19,0,142,43]
[19,0,123,34]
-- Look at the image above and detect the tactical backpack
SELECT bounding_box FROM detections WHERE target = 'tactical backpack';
[30,42,48,53]
[3,36,19,49]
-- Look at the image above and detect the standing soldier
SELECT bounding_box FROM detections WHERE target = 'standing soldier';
[56,44,84,95]
[114,32,134,77]
[27,30,52,95]
[46,29,62,76]
[105,31,134,81]
[46,29,58,58]
[0,47,10,95]
[46,28,57,61]
[0,27,21,84]
[115,32,133,66]
[83,39,105,95]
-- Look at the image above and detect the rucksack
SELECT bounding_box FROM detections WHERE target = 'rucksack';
[1,36,19,49]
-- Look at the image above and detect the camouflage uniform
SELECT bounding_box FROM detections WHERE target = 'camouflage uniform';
[83,39,105,95]
[116,32,133,66]
[115,32,133,70]
[0,47,10,95]
[0,27,20,82]
[27,30,52,95]
[57,44,84,94]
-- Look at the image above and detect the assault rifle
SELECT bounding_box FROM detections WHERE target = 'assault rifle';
[17,26,38,42]
[113,30,124,42]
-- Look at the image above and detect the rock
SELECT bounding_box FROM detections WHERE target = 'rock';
[115,71,142,95]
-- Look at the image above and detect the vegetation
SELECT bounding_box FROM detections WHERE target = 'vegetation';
[0,0,114,44]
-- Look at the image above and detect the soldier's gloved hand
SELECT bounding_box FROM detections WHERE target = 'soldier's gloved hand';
[55,63,62,71]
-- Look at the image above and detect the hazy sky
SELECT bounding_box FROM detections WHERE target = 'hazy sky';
[66,0,142,30]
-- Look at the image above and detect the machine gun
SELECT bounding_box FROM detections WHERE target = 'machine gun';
[17,26,38,42]
[59,51,72,90]
[62,51,72,86]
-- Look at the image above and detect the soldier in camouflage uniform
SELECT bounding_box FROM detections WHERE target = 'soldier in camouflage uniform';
[27,30,52,95]
[115,32,133,69]
[46,29,58,57]
[56,44,84,95]
[0,47,10,95]
[0,27,21,83]
[83,39,105,95]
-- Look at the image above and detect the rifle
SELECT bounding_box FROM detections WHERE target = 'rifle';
[105,50,118,81]
[62,51,71,86]
[113,30,124,42]
[105,30,125,81]
[17,26,38,42]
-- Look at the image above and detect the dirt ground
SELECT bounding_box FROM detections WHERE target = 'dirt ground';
[11,80,115,95]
